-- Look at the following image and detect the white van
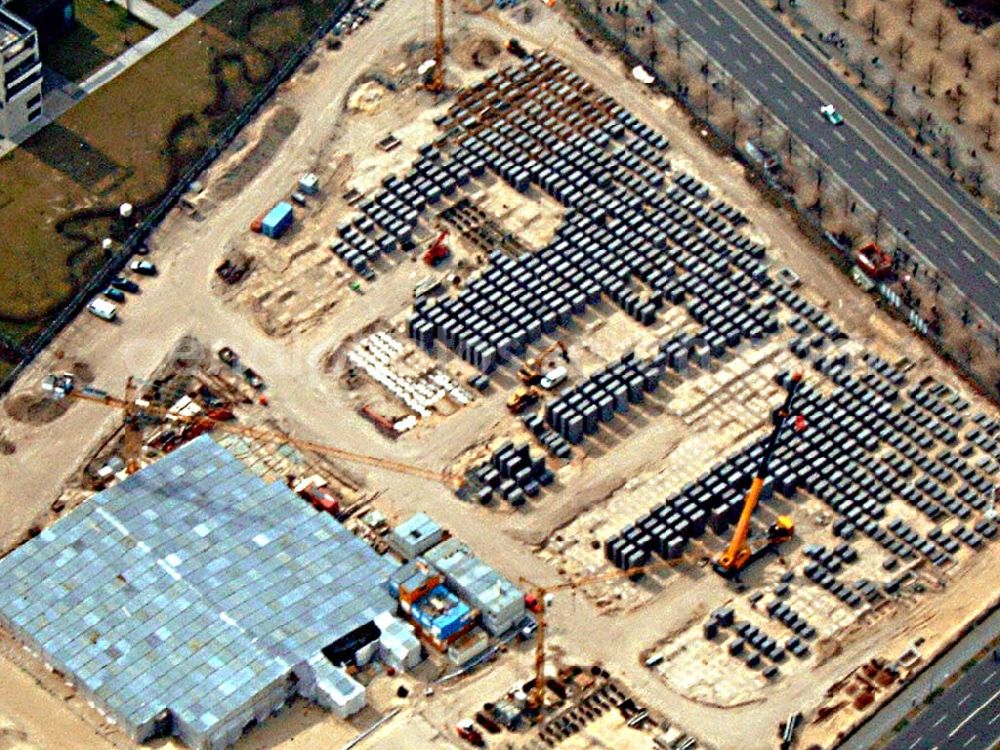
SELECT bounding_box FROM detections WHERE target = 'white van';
[540,366,568,390]
[87,298,117,321]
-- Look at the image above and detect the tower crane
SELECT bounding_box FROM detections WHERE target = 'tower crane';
[520,556,685,711]
[43,373,453,487]
[713,371,804,579]
[427,0,446,93]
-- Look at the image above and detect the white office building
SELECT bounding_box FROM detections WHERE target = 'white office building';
[0,5,42,139]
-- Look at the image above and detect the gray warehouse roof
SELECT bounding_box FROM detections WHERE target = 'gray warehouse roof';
[0,435,395,739]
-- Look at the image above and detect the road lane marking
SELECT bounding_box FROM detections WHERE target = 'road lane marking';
[990,710,999,724]
[790,90,803,103]
[735,59,748,72]
[854,148,869,163]
[862,176,875,190]
[908,737,923,749]
[771,71,783,84]
[750,51,762,64]
[948,685,1000,738]
[961,250,975,264]
[691,0,701,6]
[958,692,972,706]
[985,670,997,685]
[933,714,949,728]
[835,129,846,142]
[947,258,960,270]
[941,229,954,242]
[709,13,721,26]
[962,735,977,748]
[714,39,725,51]
[876,168,889,181]
[695,19,707,33]
[918,209,932,222]
[819,137,831,150]
[776,98,790,111]
[986,271,999,286]
[729,32,742,45]
[898,190,911,203]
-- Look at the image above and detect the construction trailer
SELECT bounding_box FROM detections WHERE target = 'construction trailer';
[261,201,294,239]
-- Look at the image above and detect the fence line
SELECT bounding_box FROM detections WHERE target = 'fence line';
[0,0,353,396]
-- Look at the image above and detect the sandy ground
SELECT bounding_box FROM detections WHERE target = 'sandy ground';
[0,2,998,750]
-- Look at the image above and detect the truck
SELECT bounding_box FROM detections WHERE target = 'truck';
[856,242,893,280]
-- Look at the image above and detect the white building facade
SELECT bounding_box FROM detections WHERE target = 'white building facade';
[0,6,42,139]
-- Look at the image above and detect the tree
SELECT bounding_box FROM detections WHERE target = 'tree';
[753,103,768,141]
[726,76,740,112]
[932,12,947,52]
[982,111,996,152]
[839,0,850,19]
[886,77,899,117]
[924,57,939,96]
[856,55,870,88]
[865,6,881,43]
[871,207,884,242]
[991,68,1000,105]
[915,107,932,142]
[961,45,975,79]
[893,34,913,70]
[782,129,796,160]
[941,131,957,169]
[670,25,684,59]
[904,0,917,26]
[948,84,967,123]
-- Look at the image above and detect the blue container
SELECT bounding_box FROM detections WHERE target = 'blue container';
[262,202,293,238]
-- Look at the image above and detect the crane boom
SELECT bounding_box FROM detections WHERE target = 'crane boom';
[428,0,445,93]
[61,381,452,486]
[714,372,803,577]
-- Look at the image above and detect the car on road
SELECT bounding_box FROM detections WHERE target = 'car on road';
[103,287,126,303]
[130,259,157,276]
[87,298,117,321]
[820,104,844,126]
[110,276,139,293]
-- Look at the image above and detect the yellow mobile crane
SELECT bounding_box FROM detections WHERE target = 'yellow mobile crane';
[713,371,804,579]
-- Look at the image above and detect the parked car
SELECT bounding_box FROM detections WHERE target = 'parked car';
[540,365,568,390]
[243,368,264,390]
[130,259,158,276]
[87,298,117,321]
[103,287,126,303]
[218,347,239,366]
[110,276,140,293]
[290,191,308,206]
[820,104,844,126]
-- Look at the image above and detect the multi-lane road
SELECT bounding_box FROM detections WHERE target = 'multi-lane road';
[649,0,1000,324]
[884,652,1000,750]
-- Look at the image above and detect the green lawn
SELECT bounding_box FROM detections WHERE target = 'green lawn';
[42,0,154,83]
[0,0,349,350]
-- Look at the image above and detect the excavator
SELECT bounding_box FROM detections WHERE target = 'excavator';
[713,371,804,579]
[507,341,569,414]
[517,340,568,386]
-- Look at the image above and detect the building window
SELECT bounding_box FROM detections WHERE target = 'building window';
[28,107,42,121]
[26,93,41,109]
[7,69,41,99]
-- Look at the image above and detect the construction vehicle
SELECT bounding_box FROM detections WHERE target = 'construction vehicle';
[856,242,893,280]
[455,719,484,746]
[713,372,804,579]
[423,230,450,266]
[42,373,453,487]
[517,340,568,386]
[506,385,542,414]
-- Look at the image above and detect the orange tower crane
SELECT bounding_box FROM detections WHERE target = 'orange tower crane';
[44,373,453,487]
[428,0,446,93]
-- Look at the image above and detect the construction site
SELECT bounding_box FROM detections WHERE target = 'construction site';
[0,1,997,750]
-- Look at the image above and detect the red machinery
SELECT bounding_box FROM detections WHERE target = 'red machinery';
[423,230,450,266]
[856,243,892,280]
[455,720,484,747]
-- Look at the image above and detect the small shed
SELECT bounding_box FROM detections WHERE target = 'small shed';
[299,173,319,195]
[262,201,294,239]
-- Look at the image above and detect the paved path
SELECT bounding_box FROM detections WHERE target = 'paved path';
[649,0,1000,325]
[837,605,1000,750]
[112,0,174,30]
[0,0,228,159]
